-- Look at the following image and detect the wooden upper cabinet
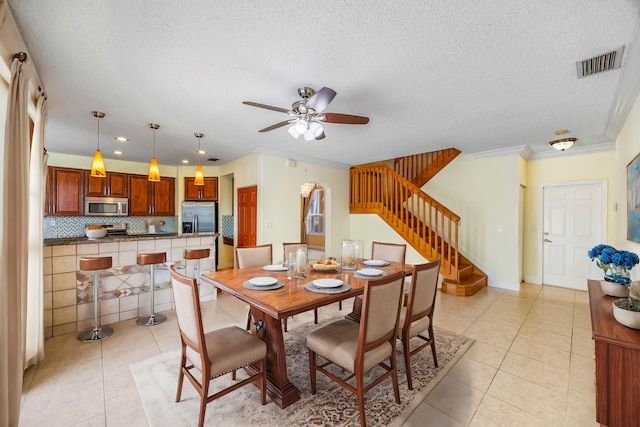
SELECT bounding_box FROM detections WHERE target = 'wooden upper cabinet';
[128,174,175,216]
[153,177,175,215]
[86,172,128,197]
[184,177,218,201]
[128,175,151,215]
[47,167,85,216]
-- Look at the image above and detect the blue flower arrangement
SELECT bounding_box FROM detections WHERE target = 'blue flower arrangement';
[588,244,640,284]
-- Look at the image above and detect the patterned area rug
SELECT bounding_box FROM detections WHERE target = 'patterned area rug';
[131,314,472,426]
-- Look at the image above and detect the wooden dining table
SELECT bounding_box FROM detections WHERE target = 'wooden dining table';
[200,262,411,409]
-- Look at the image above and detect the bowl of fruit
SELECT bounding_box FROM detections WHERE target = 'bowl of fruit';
[312,258,341,271]
[85,225,107,240]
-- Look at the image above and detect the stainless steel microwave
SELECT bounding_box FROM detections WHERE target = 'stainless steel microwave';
[85,196,128,216]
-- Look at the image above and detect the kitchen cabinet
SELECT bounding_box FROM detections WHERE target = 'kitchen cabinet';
[129,174,175,216]
[86,172,128,197]
[46,167,85,215]
[184,177,218,201]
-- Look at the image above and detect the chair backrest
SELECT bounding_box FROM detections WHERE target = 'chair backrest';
[359,272,405,350]
[235,244,273,268]
[404,259,440,328]
[282,242,307,264]
[371,241,406,264]
[170,265,210,371]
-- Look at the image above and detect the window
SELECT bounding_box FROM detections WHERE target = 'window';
[306,189,324,235]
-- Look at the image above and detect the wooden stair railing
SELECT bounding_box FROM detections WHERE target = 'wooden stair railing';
[394,148,461,188]
[350,163,487,296]
[350,164,460,279]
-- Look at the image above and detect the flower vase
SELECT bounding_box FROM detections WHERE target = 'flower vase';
[604,264,631,285]
[600,280,629,297]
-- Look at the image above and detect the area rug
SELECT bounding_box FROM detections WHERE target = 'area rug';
[131,314,473,427]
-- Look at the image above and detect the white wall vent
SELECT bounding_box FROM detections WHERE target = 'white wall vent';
[576,46,624,78]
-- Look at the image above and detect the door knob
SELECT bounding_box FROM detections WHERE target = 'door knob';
[544,238,552,243]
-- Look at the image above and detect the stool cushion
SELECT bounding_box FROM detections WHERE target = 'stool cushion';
[184,248,210,260]
[137,252,167,265]
[79,257,112,271]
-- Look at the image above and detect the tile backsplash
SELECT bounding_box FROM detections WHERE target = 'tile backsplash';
[221,215,234,238]
[43,216,177,238]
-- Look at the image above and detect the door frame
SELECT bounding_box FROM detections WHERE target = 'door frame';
[536,179,607,286]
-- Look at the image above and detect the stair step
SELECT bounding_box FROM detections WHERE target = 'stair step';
[441,274,487,297]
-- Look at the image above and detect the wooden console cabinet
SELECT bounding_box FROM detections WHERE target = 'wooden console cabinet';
[588,279,640,427]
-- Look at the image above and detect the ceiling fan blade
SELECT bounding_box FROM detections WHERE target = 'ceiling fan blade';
[306,87,337,113]
[321,113,369,125]
[243,101,290,114]
[258,120,293,132]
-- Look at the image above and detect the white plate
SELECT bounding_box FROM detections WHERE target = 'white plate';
[313,278,344,288]
[363,260,389,266]
[357,268,384,277]
[249,277,278,286]
[263,264,288,271]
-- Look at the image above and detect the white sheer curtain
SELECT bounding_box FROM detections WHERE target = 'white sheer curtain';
[25,93,47,368]
[0,56,34,427]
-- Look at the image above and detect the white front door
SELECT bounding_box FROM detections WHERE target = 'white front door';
[542,182,605,290]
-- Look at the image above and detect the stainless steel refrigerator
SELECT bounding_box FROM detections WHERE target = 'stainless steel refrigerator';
[181,201,217,234]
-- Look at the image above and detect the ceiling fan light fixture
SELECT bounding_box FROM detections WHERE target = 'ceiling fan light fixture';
[148,123,161,181]
[90,111,106,177]
[294,119,308,134]
[549,138,576,151]
[309,122,323,137]
[288,125,300,139]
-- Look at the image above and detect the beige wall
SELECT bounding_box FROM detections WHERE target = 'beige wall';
[256,154,350,262]
[422,153,522,289]
[523,151,615,284]
[613,89,640,281]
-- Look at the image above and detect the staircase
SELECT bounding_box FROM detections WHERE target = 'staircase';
[350,150,487,296]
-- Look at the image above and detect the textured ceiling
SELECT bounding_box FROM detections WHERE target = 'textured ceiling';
[7,1,640,168]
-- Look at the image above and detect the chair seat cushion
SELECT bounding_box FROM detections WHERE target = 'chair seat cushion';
[396,307,430,338]
[306,319,392,373]
[187,326,266,378]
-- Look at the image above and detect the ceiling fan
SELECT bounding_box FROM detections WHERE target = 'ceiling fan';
[243,87,369,141]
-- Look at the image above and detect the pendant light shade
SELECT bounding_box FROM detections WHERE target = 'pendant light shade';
[194,164,204,185]
[90,111,106,177]
[148,123,161,182]
[194,132,205,185]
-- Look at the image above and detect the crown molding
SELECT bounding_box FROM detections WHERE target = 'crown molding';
[469,145,532,160]
[252,146,351,170]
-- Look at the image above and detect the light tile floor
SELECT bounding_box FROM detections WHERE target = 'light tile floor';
[19,282,597,426]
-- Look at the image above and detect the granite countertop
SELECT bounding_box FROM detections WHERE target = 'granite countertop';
[44,232,219,246]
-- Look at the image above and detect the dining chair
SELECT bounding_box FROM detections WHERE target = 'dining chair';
[282,242,307,265]
[306,271,405,427]
[371,241,407,264]
[350,241,408,324]
[397,259,440,390]
[235,243,273,268]
[169,265,267,427]
[236,244,273,330]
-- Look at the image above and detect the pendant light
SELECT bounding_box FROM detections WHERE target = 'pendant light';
[148,123,161,182]
[194,132,205,186]
[90,111,106,177]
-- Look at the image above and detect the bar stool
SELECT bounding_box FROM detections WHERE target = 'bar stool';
[136,252,167,326]
[184,248,212,296]
[78,256,113,342]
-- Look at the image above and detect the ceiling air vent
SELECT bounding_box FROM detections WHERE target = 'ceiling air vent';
[576,46,624,78]
[207,157,219,162]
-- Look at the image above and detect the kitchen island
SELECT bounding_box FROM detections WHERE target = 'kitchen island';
[43,233,219,338]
